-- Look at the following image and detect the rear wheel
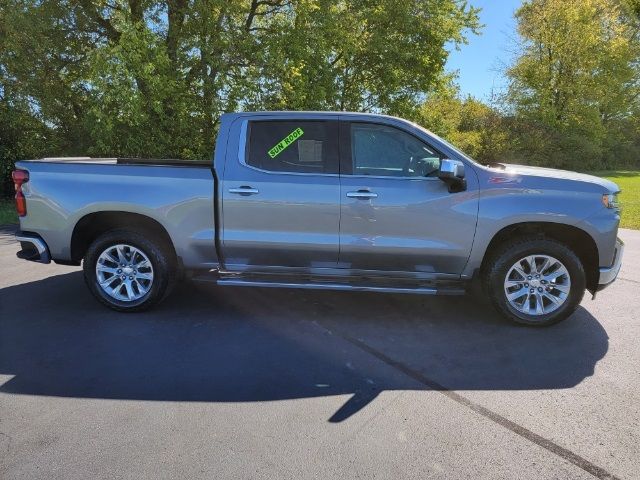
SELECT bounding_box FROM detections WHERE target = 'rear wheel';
[484,238,586,326]
[83,230,174,312]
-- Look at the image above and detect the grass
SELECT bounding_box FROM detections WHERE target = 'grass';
[0,197,17,226]
[595,171,640,230]
[1,171,637,229]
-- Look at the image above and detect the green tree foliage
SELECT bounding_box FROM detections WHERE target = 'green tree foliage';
[0,0,480,173]
[0,98,55,197]
[504,0,640,170]
[416,92,509,163]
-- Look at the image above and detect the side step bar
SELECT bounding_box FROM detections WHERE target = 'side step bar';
[194,275,465,296]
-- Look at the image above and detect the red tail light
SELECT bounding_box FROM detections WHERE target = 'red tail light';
[12,169,29,217]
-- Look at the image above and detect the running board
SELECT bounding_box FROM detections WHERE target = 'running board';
[195,276,465,296]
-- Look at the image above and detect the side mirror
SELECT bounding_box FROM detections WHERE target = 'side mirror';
[438,159,467,192]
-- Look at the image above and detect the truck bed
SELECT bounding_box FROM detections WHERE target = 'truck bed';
[15,157,218,269]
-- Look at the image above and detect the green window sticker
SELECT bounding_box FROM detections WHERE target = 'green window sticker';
[267,127,304,158]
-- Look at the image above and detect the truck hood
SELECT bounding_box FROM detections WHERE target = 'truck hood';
[495,163,620,193]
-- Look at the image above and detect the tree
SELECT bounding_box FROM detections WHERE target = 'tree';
[416,92,509,163]
[505,0,640,170]
[0,0,480,164]
[0,97,56,198]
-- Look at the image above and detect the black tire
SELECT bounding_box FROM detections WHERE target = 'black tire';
[483,237,586,327]
[83,229,175,312]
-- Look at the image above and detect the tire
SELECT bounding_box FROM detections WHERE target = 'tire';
[83,229,175,312]
[483,237,586,327]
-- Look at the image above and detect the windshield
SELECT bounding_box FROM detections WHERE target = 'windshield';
[410,121,481,166]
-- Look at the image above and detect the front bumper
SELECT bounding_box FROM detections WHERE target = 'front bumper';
[15,231,51,264]
[597,237,624,291]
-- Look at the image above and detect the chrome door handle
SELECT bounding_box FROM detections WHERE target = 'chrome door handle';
[229,186,259,195]
[346,190,378,199]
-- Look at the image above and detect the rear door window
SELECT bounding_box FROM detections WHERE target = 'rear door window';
[246,120,339,174]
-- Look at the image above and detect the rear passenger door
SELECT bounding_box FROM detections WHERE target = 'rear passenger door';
[221,118,341,270]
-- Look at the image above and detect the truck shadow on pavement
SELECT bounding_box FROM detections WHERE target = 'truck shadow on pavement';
[0,271,610,422]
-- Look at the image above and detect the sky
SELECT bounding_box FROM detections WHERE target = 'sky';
[445,0,522,101]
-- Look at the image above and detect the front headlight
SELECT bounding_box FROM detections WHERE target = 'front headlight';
[602,192,621,210]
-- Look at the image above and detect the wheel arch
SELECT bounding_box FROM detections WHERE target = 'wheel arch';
[480,222,599,292]
[71,211,178,266]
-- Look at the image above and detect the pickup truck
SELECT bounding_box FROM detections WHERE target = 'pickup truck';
[12,111,624,326]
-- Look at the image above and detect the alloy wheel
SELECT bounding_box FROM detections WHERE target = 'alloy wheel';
[96,244,154,302]
[503,254,571,316]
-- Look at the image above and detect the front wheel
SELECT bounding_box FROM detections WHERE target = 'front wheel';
[484,238,586,326]
[83,230,174,312]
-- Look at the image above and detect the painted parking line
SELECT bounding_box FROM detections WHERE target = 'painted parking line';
[318,323,621,480]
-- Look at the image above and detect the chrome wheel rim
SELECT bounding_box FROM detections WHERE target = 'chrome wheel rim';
[504,254,571,316]
[96,244,154,302]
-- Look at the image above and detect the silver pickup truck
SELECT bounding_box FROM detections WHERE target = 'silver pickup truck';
[12,112,623,326]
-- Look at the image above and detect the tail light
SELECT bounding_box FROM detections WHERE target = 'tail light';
[12,169,29,217]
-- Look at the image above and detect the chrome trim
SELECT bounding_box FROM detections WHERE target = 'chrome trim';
[219,264,461,281]
[599,238,624,286]
[439,159,465,179]
[346,174,440,181]
[346,191,378,199]
[228,187,259,195]
[216,278,441,295]
[237,118,443,181]
[15,234,51,264]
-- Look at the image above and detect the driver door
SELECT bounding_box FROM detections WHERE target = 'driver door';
[338,120,478,275]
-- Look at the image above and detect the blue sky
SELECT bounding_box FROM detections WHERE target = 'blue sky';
[445,0,522,100]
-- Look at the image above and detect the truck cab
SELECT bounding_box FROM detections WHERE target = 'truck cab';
[217,112,478,279]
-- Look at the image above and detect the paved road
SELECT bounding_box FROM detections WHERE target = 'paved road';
[1,226,639,479]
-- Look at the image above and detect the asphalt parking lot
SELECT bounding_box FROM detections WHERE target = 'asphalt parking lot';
[1,226,639,480]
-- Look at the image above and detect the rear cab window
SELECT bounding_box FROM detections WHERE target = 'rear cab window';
[246,120,339,174]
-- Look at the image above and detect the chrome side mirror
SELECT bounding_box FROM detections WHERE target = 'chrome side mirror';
[438,159,467,192]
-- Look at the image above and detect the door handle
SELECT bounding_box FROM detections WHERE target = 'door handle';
[229,186,259,195]
[346,190,378,199]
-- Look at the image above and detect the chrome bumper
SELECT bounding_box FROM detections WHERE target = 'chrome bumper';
[598,237,624,289]
[15,232,51,264]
